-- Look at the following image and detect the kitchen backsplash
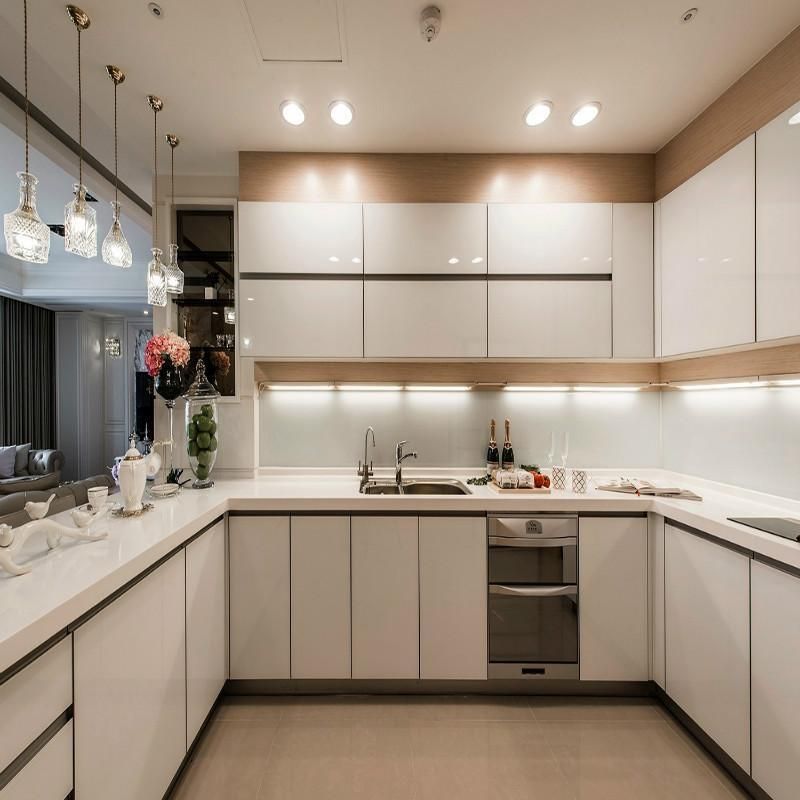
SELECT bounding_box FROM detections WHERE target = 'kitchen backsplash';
[259,389,662,470]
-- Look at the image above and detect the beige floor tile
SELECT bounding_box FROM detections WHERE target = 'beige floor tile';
[216,695,292,722]
[171,719,278,800]
[402,694,536,722]
[529,696,668,722]
[258,719,415,800]
[279,694,415,723]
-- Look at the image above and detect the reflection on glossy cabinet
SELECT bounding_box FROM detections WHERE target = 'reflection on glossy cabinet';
[488,280,612,357]
[488,203,612,274]
[756,100,800,342]
[364,203,487,274]
[364,280,487,357]
[665,525,750,771]
[74,552,186,800]
[229,516,291,679]
[238,202,363,274]
[351,516,419,679]
[291,516,351,679]
[240,279,363,358]
[1,720,73,800]
[660,136,755,356]
[612,203,654,358]
[751,559,800,800]
[185,521,227,743]
[579,517,648,681]
[419,517,487,680]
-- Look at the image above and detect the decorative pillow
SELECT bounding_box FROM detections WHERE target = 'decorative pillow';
[15,443,31,476]
[0,445,17,479]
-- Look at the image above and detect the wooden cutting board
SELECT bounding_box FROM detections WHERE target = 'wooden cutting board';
[488,482,551,494]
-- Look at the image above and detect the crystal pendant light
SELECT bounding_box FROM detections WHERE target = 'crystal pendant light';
[3,0,50,264]
[164,134,184,293]
[146,95,167,307]
[101,66,132,268]
[64,5,96,258]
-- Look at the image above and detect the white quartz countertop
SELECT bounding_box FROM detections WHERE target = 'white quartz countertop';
[2,468,799,674]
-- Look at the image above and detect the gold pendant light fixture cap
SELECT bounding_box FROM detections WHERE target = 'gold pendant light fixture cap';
[147,94,164,113]
[166,133,180,149]
[66,5,90,30]
[105,65,125,85]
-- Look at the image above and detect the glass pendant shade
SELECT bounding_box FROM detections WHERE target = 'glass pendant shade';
[165,243,184,294]
[147,247,167,307]
[4,172,50,263]
[102,200,132,268]
[64,183,97,258]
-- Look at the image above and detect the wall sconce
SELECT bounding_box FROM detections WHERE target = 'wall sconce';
[224,306,235,325]
[104,336,122,358]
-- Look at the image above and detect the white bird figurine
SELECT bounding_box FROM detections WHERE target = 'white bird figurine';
[24,493,56,520]
[70,504,110,529]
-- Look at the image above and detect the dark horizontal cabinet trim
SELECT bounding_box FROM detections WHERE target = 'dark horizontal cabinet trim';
[488,273,612,282]
[240,272,364,281]
[241,272,612,282]
[665,518,753,557]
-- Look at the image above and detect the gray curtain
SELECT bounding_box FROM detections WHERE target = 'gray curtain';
[0,296,56,448]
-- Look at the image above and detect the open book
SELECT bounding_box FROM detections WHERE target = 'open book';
[596,477,702,501]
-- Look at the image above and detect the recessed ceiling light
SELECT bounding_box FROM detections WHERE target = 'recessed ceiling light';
[147,2,163,19]
[329,255,340,262]
[570,102,601,127]
[280,100,305,126]
[329,100,354,126]
[524,101,553,127]
[471,256,484,264]
[352,257,361,264]
[448,257,459,264]
[680,7,698,23]
[788,110,800,126]
[143,309,149,315]
[247,297,254,301]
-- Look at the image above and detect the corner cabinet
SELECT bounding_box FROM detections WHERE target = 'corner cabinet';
[73,551,187,800]
[664,524,750,771]
[659,136,756,356]
[751,559,800,800]
[579,517,648,681]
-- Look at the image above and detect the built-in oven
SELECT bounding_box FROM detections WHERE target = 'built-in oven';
[488,514,579,679]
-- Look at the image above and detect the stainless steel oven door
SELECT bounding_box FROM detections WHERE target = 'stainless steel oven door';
[488,584,579,669]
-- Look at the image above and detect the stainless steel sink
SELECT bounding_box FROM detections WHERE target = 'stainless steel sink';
[362,479,471,495]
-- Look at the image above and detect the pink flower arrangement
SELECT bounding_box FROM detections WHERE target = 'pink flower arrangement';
[144,330,190,377]
[210,349,231,377]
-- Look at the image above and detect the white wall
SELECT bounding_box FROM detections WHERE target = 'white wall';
[259,389,662,470]
[662,386,800,500]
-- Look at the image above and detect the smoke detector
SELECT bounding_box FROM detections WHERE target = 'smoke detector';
[420,6,441,42]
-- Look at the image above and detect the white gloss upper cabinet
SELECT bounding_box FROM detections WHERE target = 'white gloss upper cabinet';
[185,521,227,744]
[488,203,612,274]
[364,203,487,274]
[612,203,654,358]
[291,516,351,679]
[238,202,363,274]
[419,517,487,680]
[364,280,486,358]
[488,280,611,357]
[751,559,800,800]
[756,101,800,342]
[74,552,186,800]
[240,279,363,358]
[579,517,648,681]
[665,524,750,771]
[660,136,755,356]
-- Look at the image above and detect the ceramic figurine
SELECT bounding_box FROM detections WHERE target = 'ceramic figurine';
[117,435,161,513]
[24,493,56,520]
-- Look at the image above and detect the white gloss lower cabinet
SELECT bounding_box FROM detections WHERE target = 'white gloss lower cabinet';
[665,524,750,771]
[74,552,186,800]
[351,516,419,679]
[291,516,351,679]
[488,280,612,357]
[419,517,487,680]
[364,280,487,357]
[579,517,648,681]
[1,721,72,800]
[239,279,363,358]
[185,521,227,743]
[751,559,800,800]
[648,513,666,689]
[229,516,290,679]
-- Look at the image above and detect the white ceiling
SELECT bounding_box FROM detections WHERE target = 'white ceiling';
[0,0,799,200]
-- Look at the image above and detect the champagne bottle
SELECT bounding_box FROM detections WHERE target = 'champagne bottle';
[486,419,500,475]
[501,418,515,470]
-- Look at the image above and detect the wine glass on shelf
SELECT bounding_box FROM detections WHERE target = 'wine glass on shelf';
[560,432,569,467]
[547,432,556,468]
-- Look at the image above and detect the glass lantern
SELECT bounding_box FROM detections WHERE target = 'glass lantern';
[184,358,220,489]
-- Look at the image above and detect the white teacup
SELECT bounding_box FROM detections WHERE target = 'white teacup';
[87,486,109,512]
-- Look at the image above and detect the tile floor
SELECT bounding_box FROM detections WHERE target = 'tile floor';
[170,696,751,799]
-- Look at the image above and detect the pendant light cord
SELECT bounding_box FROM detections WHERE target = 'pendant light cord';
[113,79,118,204]
[76,24,83,187]
[23,0,29,175]
[153,107,158,248]
[171,144,175,209]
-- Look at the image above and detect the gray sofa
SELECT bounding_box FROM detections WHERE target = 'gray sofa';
[0,449,64,495]
[0,475,115,527]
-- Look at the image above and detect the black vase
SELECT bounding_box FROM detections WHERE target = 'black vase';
[155,355,184,403]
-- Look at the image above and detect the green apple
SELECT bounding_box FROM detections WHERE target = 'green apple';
[196,416,212,433]
[195,464,209,480]
[201,404,214,418]
[196,431,211,450]
[188,441,198,457]
[197,450,212,467]
[187,422,197,441]
[208,436,218,452]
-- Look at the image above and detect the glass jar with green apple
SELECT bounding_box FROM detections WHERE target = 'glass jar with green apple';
[183,357,220,489]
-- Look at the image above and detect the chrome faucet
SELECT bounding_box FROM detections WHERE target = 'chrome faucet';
[395,440,418,486]
[358,426,376,492]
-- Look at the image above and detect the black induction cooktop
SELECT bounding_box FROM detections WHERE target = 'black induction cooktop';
[727,517,800,543]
